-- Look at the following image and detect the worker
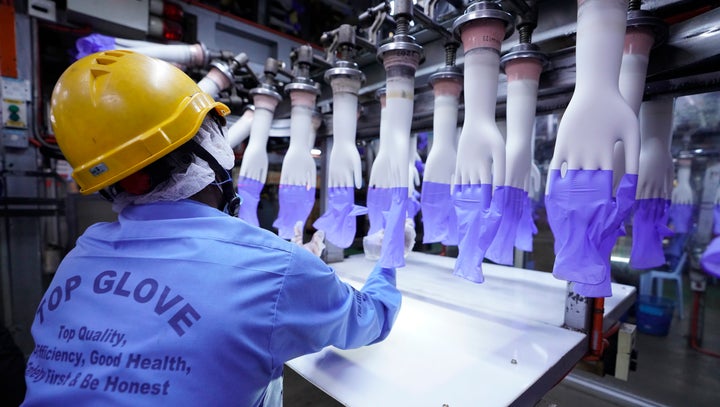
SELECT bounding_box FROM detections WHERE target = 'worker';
[21,50,401,407]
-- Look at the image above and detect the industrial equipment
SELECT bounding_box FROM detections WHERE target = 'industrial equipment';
[3,0,720,405]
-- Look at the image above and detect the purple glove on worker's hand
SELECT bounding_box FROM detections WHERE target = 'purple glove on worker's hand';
[545,170,638,287]
[486,186,525,266]
[453,184,503,283]
[237,176,264,227]
[420,182,458,245]
[515,194,538,252]
[668,203,695,234]
[630,199,673,269]
[713,204,720,235]
[367,187,393,236]
[273,185,316,240]
[313,187,368,248]
[379,187,408,269]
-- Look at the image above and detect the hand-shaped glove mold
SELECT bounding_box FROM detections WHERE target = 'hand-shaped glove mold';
[488,50,544,265]
[545,0,640,295]
[275,88,318,239]
[451,13,510,280]
[237,93,280,225]
[327,79,363,189]
[630,198,673,269]
[669,160,695,233]
[226,108,255,149]
[421,79,461,245]
[630,99,675,268]
[316,73,367,248]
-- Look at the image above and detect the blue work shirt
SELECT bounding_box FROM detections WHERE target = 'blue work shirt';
[22,200,401,406]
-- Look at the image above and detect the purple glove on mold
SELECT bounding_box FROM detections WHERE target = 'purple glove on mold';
[420,182,458,245]
[75,34,115,59]
[237,176,264,227]
[313,187,368,248]
[367,187,393,236]
[575,174,638,298]
[379,187,409,269]
[629,198,673,269]
[486,186,525,266]
[668,203,695,234]
[453,184,503,283]
[515,194,538,252]
[700,237,720,278]
[273,184,316,240]
[574,225,625,298]
[545,170,638,286]
[408,189,422,220]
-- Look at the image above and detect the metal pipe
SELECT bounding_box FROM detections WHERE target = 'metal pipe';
[590,298,605,358]
[358,2,391,26]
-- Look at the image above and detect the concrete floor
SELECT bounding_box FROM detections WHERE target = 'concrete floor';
[541,276,720,407]
[284,276,720,407]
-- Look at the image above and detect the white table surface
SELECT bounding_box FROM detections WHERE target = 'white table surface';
[287,252,636,407]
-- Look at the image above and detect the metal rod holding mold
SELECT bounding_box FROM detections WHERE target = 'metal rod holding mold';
[412,4,454,41]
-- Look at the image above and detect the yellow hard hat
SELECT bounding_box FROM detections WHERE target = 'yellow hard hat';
[50,50,230,194]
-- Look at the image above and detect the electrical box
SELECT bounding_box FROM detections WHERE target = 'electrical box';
[2,129,29,149]
[66,0,149,38]
[1,77,31,129]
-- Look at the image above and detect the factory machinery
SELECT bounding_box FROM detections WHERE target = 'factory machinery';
[2,0,720,405]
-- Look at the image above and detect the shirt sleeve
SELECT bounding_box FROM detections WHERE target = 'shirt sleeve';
[269,246,401,367]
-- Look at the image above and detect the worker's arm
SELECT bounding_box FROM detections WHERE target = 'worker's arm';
[269,246,401,366]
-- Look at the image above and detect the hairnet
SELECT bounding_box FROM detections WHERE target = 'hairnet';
[111,115,235,212]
